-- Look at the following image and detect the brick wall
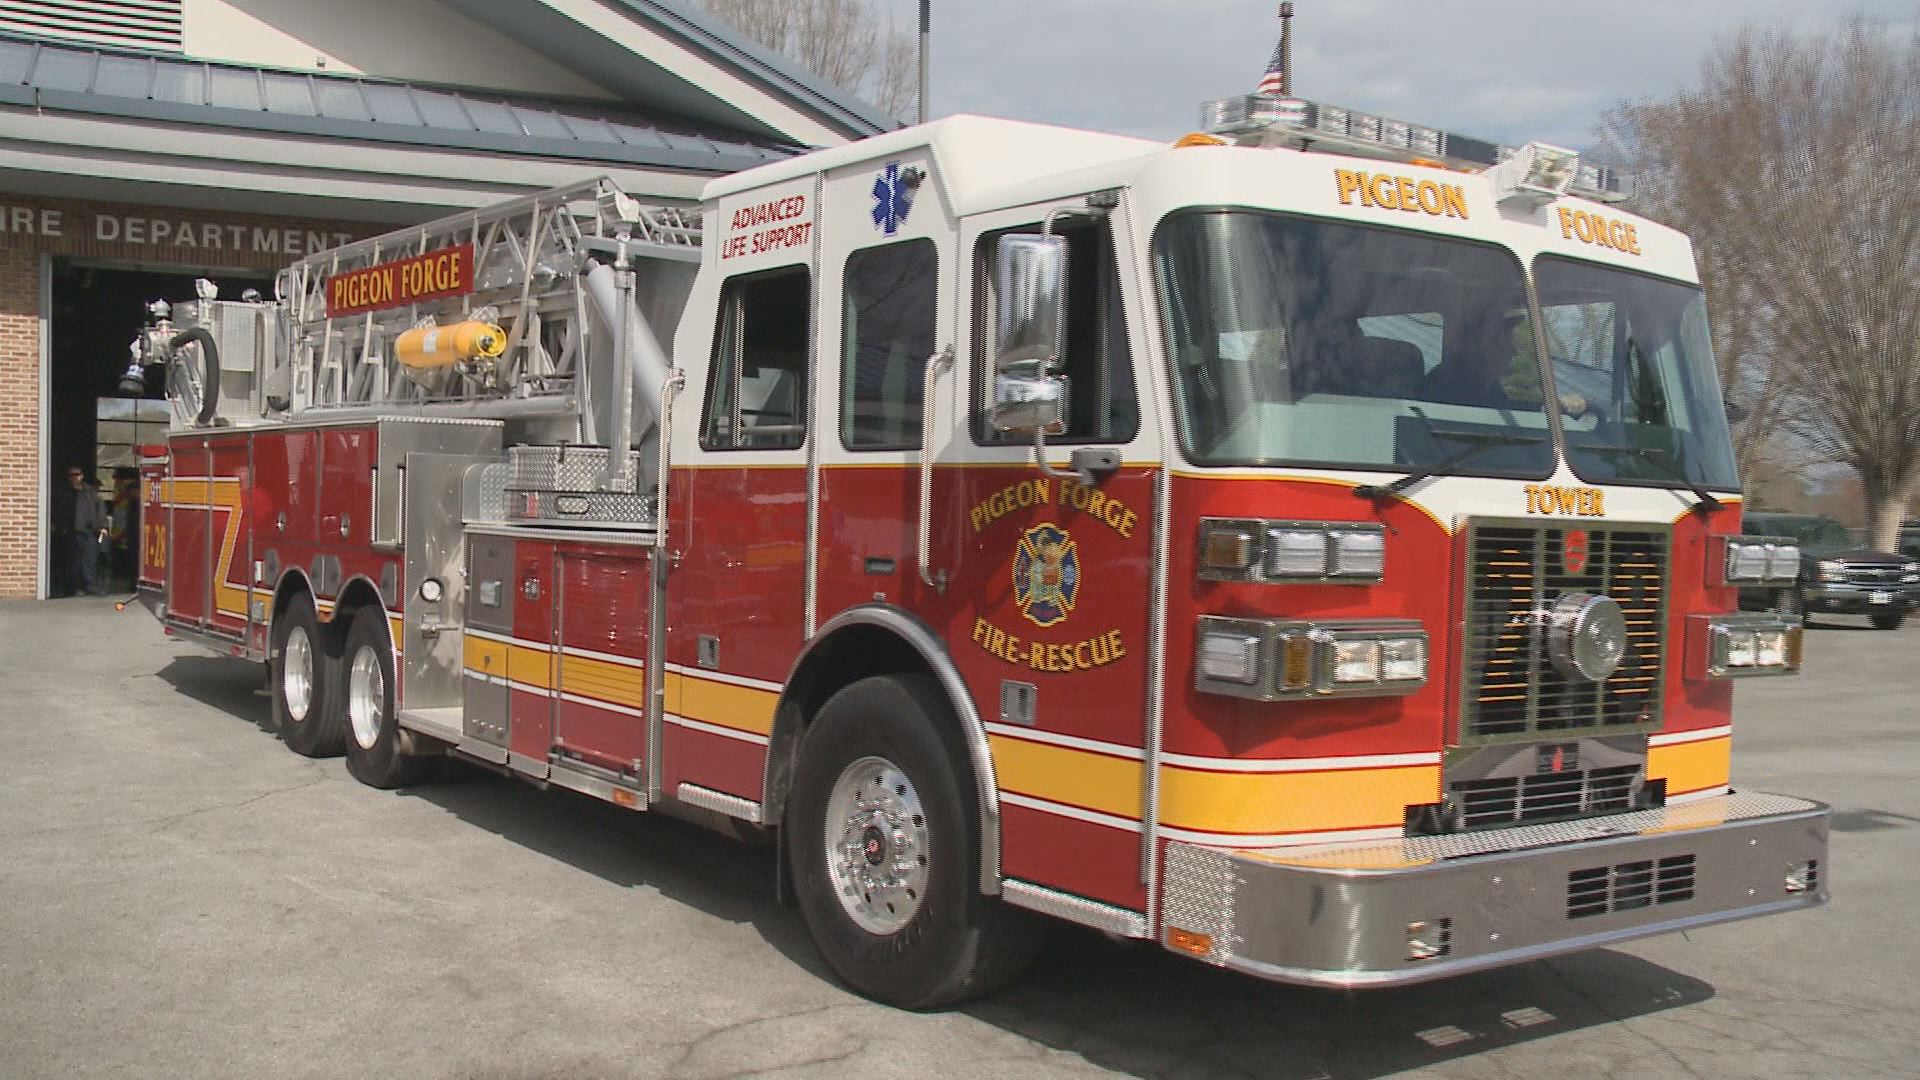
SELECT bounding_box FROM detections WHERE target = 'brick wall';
[0,245,37,598]
[0,193,376,598]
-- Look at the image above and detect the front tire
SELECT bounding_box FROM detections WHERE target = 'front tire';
[274,594,343,757]
[341,606,430,788]
[786,675,1039,1009]
[1871,610,1906,631]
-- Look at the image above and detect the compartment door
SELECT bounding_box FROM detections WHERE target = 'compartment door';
[553,551,649,779]
[462,533,514,748]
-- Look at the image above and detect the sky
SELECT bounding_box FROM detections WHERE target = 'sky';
[876,0,1918,149]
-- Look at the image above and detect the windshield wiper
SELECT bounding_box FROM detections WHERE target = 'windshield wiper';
[1354,429,1548,503]
[1571,442,1725,513]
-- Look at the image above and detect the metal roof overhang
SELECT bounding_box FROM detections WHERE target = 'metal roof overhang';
[0,33,807,222]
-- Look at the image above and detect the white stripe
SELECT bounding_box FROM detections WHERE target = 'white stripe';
[465,627,514,645]
[558,641,646,668]
[1649,725,1733,747]
[985,722,1441,773]
[1158,823,1406,848]
[999,791,1143,833]
[1664,786,1730,805]
[664,713,770,746]
[1159,749,1442,773]
[559,691,644,719]
[985,722,1143,760]
[666,663,784,694]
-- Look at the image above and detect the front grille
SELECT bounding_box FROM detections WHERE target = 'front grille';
[1839,563,1906,586]
[1567,853,1696,919]
[1450,763,1639,830]
[1462,523,1669,740]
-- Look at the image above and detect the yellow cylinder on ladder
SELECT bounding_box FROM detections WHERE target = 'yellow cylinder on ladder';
[394,321,507,370]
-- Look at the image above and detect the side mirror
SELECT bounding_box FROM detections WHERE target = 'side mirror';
[992,233,1067,371]
[991,372,1068,435]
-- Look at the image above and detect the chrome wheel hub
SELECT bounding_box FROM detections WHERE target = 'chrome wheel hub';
[347,645,384,751]
[283,626,313,723]
[824,755,930,935]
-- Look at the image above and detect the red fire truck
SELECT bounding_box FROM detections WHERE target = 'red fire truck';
[133,94,1829,1008]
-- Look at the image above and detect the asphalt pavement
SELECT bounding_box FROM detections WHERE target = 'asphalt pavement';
[1,598,1915,1080]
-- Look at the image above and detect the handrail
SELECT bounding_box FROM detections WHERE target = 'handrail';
[917,346,954,593]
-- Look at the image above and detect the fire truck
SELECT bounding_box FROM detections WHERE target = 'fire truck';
[131,92,1830,1009]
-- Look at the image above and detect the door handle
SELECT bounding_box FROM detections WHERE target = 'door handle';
[917,346,953,594]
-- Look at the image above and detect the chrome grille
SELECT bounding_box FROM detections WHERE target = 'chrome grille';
[1567,853,1695,919]
[1462,522,1669,740]
[1450,763,1639,830]
[1838,562,1906,586]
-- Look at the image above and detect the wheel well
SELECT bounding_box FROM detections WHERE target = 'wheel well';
[763,624,938,825]
[270,570,315,644]
[764,610,1003,894]
[330,576,387,649]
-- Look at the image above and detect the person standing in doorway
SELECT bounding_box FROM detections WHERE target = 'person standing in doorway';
[59,467,109,596]
[110,468,141,592]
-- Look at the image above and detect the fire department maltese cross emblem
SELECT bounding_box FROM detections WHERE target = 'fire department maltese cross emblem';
[1013,523,1079,628]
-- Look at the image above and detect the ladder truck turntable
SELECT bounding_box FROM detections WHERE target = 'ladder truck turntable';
[132,93,1829,1009]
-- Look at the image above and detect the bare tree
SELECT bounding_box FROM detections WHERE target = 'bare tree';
[1607,20,1920,548]
[697,0,915,120]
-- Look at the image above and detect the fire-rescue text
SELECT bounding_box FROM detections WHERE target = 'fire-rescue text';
[1557,207,1641,255]
[325,244,473,317]
[1525,484,1606,517]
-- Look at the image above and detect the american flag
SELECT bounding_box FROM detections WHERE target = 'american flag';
[1257,36,1286,96]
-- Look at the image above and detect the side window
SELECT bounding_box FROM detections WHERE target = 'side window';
[842,239,937,450]
[973,219,1139,445]
[700,266,811,451]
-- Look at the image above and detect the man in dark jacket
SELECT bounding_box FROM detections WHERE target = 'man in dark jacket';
[58,467,109,596]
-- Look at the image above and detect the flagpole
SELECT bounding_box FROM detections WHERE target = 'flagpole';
[918,0,931,124]
[1279,2,1293,96]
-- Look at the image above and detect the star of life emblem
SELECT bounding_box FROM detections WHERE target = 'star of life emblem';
[871,162,915,236]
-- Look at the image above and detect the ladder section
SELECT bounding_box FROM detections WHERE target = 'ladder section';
[280,177,700,423]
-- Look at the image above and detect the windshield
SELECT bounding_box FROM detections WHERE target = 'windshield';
[1745,514,1853,551]
[1535,257,1740,491]
[1154,210,1555,475]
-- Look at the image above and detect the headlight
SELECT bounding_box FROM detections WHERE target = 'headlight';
[1194,616,1426,699]
[1690,613,1802,679]
[1817,559,1845,583]
[1199,518,1386,584]
[1717,535,1799,586]
[1902,562,1919,583]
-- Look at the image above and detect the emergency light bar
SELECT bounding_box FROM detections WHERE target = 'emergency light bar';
[1198,94,1634,204]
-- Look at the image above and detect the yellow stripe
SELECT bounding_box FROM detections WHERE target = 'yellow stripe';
[1647,735,1730,795]
[559,653,646,709]
[1161,763,1440,835]
[990,735,1440,836]
[463,634,508,677]
[667,671,777,736]
[991,735,1144,819]
[510,643,553,689]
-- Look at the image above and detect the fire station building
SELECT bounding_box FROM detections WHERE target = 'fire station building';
[0,0,889,599]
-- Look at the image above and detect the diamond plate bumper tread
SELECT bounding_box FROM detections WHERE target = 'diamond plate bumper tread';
[1158,791,1829,987]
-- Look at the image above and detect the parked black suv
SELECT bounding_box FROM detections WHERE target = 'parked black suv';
[1740,512,1920,629]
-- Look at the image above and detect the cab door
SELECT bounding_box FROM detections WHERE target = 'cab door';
[937,203,1161,914]
[813,151,956,623]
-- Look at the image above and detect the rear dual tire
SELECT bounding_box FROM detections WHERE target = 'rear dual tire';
[341,606,429,789]
[273,594,344,758]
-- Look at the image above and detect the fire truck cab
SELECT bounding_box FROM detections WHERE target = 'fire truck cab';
[135,96,1828,1009]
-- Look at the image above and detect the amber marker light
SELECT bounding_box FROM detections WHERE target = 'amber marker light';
[1173,132,1228,148]
[1167,928,1214,956]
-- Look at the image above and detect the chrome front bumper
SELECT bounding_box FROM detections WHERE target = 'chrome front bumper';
[1159,791,1828,988]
